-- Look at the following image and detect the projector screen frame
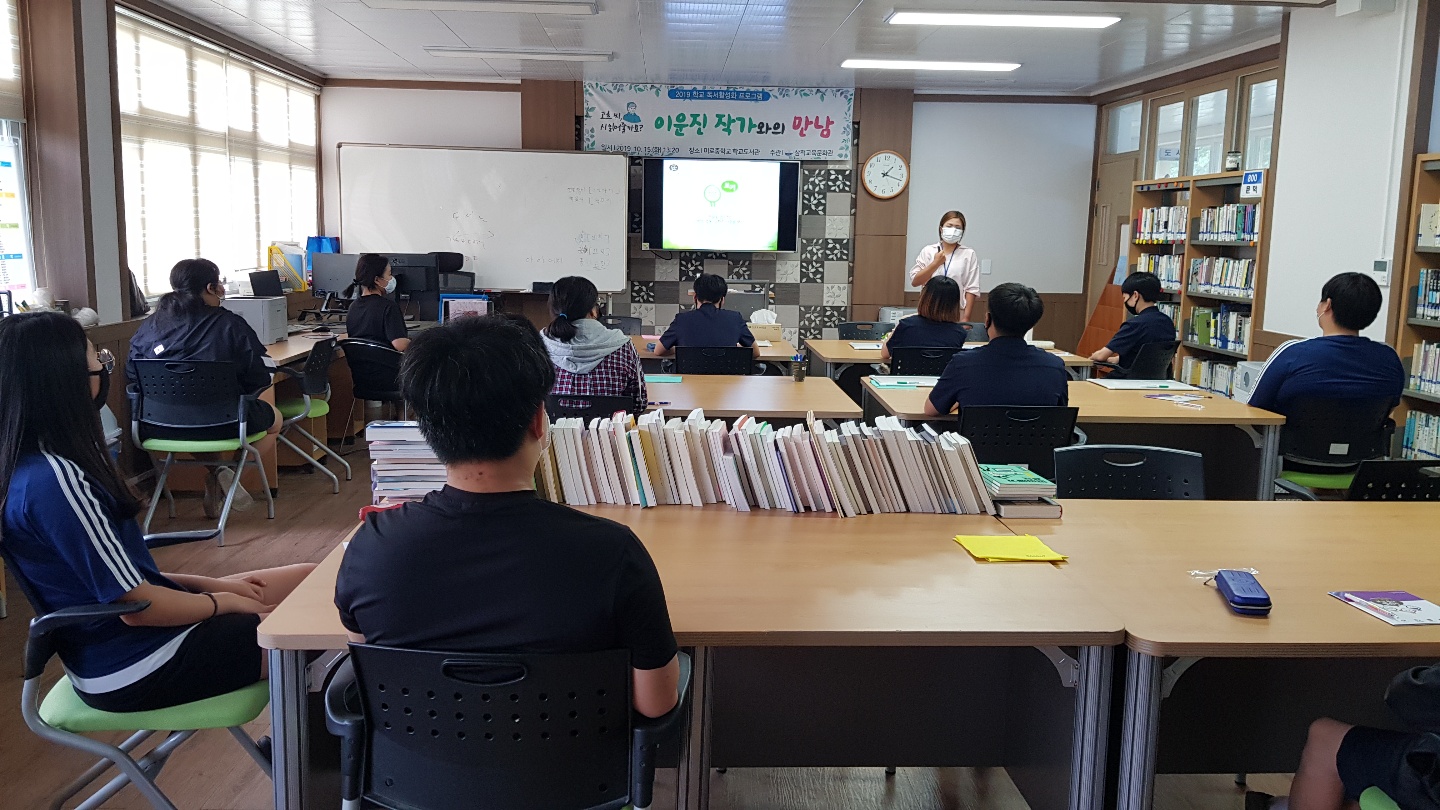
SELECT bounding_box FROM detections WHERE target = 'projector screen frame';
[640,157,801,254]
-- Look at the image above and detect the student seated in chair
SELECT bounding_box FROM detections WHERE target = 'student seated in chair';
[1246,661,1440,810]
[1088,271,1177,371]
[334,315,681,718]
[1248,272,1404,418]
[653,273,759,360]
[344,253,410,352]
[128,258,282,518]
[0,312,314,713]
[541,275,647,414]
[881,275,970,361]
[924,282,1068,417]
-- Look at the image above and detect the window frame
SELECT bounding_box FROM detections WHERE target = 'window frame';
[1239,68,1281,172]
[1147,92,1188,179]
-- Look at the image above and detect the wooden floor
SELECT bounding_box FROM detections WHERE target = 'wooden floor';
[0,445,1293,809]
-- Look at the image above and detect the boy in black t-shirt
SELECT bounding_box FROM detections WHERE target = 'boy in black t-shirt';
[334,314,680,717]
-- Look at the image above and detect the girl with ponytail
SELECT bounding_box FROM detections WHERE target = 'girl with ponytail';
[344,254,410,351]
[540,276,646,413]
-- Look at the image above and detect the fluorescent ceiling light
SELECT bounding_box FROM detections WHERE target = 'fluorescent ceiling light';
[425,46,614,61]
[887,11,1121,28]
[842,58,1019,72]
[363,0,595,12]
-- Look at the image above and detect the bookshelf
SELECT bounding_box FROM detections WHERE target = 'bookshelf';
[1126,170,1266,398]
[1395,153,1440,461]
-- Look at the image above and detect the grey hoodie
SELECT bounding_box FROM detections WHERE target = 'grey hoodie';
[541,318,630,375]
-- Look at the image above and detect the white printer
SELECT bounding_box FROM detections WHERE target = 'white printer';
[222,296,288,345]
[1230,361,1267,404]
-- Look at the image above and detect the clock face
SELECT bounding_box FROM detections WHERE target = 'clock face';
[863,151,909,199]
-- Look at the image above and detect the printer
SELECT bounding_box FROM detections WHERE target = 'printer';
[222,296,288,344]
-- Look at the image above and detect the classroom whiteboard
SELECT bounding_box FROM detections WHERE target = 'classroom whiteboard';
[338,144,629,291]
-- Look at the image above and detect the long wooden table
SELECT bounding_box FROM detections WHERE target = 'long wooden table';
[258,507,1122,810]
[631,335,799,365]
[863,378,1286,500]
[646,374,862,420]
[805,339,1093,380]
[1003,500,1440,810]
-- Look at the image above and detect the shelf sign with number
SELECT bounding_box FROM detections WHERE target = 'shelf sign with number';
[1241,170,1264,199]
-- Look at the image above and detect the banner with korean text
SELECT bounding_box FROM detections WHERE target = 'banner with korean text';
[583,84,853,161]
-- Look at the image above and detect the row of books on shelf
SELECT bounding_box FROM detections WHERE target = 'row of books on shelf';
[1403,410,1440,460]
[1194,204,1259,242]
[1137,253,1182,291]
[1179,356,1239,398]
[1410,341,1440,394]
[1155,301,1179,323]
[1135,206,1188,242]
[1416,268,1440,320]
[1187,257,1255,298]
[1415,203,1440,248]
[1187,304,1252,355]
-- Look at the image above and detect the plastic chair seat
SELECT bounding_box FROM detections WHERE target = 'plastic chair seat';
[40,678,269,733]
[278,399,330,420]
[141,432,269,454]
[1358,788,1399,810]
[1279,469,1356,491]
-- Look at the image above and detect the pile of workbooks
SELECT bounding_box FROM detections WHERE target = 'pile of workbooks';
[980,464,1061,519]
[535,410,1000,517]
[366,421,446,507]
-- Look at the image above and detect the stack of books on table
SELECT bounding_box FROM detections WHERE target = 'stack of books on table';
[535,410,997,517]
[366,421,445,507]
[980,464,1061,519]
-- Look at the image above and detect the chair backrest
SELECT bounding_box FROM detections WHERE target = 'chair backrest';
[348,644,633,810]
[837,321,894,340]
[958,406,1079,480]
[129,360,246,430]
[674,346,753,375]
[1280,397,1393,467]
[1121,340,1180,380]
[545,394,636,421]
[338,339,404,403]
[1345,459,1440,501]
[440,271,476,293]
[889,346,961,377]
[959,322,987,343]
[598,316,642,336]
[1053,444,1206,500]
[299,337,337,396]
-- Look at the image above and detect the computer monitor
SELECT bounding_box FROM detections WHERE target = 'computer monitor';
[387,254,441,321]
[310,253,360,298]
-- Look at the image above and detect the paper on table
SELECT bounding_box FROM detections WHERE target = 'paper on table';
[645,375,683,384]
[954,534,1067,562]
[1330,591,1440,626]
[869,376,940,389]
[849,341,884,350]
[754,340,772,347]
[1088,379,1199,391]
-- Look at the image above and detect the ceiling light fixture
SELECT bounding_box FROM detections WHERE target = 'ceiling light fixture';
[887,11,1121,28]
[841,58,1020,72]
[425,46,614,61]
[363,0,596,13]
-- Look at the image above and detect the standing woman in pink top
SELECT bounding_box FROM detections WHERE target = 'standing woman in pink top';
[909,210,981,322]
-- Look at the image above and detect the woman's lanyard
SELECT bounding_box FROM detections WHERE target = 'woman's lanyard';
[941,245,959,277]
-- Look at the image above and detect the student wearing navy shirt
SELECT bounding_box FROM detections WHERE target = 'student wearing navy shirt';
[654,273,757,359]
[1089,271,1177,371]
[0,312,313,713]
[881,275,970,360]
[925,283,1069,417]
[1248,272,1405,417]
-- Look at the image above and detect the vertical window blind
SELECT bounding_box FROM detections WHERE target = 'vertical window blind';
[116,9,318,296]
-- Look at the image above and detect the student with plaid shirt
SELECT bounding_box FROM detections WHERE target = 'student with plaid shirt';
[541,276,647,413]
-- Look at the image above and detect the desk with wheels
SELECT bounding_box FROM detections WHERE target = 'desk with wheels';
[805,339,1093,381]
[258,508,1123,810]
[861,379,1286,500]
[645,374,862,420]
[1002,500,1440,810]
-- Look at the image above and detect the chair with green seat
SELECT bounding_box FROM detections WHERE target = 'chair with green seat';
[1359,787,1401,810]
[1272,396,1394,499]
[273,337,352,494]
[129,359,275,547]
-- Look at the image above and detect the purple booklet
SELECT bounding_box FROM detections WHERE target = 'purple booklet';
[1329,591,1440,626]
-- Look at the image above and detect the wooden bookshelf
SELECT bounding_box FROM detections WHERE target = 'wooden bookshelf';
[1126,170,1266,397]
[1394,153,1440,459]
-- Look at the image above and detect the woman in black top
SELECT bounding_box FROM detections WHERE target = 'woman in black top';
[882,275,970,361]
[344,254,409,351]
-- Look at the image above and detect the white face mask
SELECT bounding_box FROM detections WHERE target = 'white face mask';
[384,276,397,294]
[940,227,964,245]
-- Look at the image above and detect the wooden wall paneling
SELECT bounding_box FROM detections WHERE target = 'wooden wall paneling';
[520,80,580,151]
[1251,14,1292,352]
[852,89,914,320]
[852,234,908,307]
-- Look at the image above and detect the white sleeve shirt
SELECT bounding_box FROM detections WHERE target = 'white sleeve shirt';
[909,243,981,296]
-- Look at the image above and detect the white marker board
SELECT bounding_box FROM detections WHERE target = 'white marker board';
[338,144,628,291]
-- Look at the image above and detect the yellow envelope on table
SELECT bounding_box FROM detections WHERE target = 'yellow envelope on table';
[954,534,1067,562]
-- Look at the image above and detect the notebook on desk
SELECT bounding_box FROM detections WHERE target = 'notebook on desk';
[1088,379,1199,391]
[849,341,884,350]
[869,376,939,389]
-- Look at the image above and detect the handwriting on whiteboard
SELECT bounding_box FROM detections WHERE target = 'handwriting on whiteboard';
[566,186,620,207]
[449,211,495,253]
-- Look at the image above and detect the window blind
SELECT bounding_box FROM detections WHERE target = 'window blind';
[116,9,318,296]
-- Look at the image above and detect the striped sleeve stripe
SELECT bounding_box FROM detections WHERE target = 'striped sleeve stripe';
[43,454,143,591]
[1248,337,1303,393]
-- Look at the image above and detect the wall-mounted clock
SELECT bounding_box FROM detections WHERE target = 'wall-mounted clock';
[862,150,909,200]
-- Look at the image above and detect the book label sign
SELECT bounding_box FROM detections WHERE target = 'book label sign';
[1241,170,1264,199]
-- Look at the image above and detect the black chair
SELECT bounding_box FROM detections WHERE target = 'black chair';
[129,359,275,547]
[600,315,643,336]
[674,346,754,375]
[837,321,894,340]
[325,645,692,810]
[1054,444,1206,499]
[888,346,961,377]
[1094,339,1179,380]
[959,322,987,343]
[545,393,637,421]
[1273,396,1395,497]
[274,337,353,494]
[958,406,1079,481]
[1276,459,1440,501]
[440,271,477,293]
[339,338,406,427]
